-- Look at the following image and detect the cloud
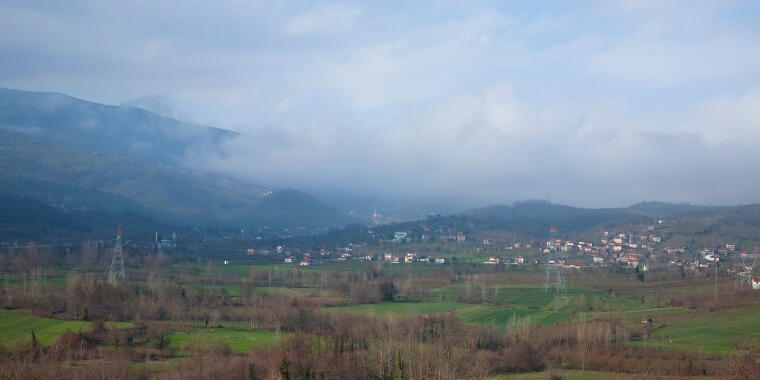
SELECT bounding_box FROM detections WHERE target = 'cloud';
[284,4,361,35]
[1,1,760,208]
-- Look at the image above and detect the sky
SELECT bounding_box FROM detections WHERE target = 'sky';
[1,0,760,209]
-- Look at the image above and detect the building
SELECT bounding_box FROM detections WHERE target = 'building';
[618,256,639,268]
[484,257,500,264]
[516,256,525,264]
[284,256,295,263]
[434,257,447,264]
[393,232,409,242]
[300,257,312,266]
[753,275,760,290]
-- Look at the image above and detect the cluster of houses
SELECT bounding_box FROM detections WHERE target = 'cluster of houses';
[280,251,451,265]
[482,255,585,269]
[483,255,533,265]
[392,230,467,243]
[381,252,448,264]
[245,224,759,281]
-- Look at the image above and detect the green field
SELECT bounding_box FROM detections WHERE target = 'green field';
[488,369,705,379]
[0,310,131,346]
[329,284,677,329]
[329,300,469,316]
[168,328,283,353]
[632,306,760,354]
[581,306,687,322]
[2,271,70,289]
[433,284,603,309]
[490,370,631,379]
[456,306,570,326]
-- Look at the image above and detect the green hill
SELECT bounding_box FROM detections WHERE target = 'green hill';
[0,87,234,167]
[0,88,358,240]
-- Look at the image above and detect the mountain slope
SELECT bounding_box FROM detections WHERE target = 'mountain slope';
[463,200,718,236]
[236,189,354,231]
[0,87,234,167]
[0,88,358,239]
[0,129,355,232]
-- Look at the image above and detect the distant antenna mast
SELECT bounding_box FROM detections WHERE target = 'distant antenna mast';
[543,226,566,310]
[107,226,126,285]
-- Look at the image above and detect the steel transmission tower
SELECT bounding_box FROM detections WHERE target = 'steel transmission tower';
[735,251,757,290]
[543,226,566,309]
[107,226,125,285]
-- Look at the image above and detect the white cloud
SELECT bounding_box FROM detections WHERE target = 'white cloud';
[2,1,760,207]
[284,4,361,35]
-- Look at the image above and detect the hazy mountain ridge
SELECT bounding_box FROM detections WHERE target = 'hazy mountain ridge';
[276,200,760,248]
[0,89,358,240]
[462,200,740,239]
[0,87,235,167]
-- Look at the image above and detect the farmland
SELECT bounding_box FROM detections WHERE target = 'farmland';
[330,300,469,316]
[168,327,283,354]
[1,243,759,379]
[632,306,760,354]
[0,310,131,346]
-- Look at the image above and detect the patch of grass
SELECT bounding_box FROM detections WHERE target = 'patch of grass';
[3,271,70,290]
[456,306,570,327]
[168,328,282,354]
[488,369,665,379]
[253,286,336,298]
[329,300,469,317]
[0,310,130,346]
[632,306,760,354]
[434,284,602,311]
[582,306,687,321]
[199,284,240,296]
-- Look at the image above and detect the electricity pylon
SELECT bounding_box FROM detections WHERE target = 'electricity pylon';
[735,252,757,290]
[543,226,566,310]
[107,226,125,285]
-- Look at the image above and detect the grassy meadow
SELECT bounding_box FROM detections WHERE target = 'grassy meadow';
[0,310,132,346]
[632,306,760,354]
[168,327,283,354]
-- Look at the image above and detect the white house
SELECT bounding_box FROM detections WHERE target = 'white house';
[484,257,500,264]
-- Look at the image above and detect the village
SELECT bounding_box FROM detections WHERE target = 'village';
[240,221,760,290]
